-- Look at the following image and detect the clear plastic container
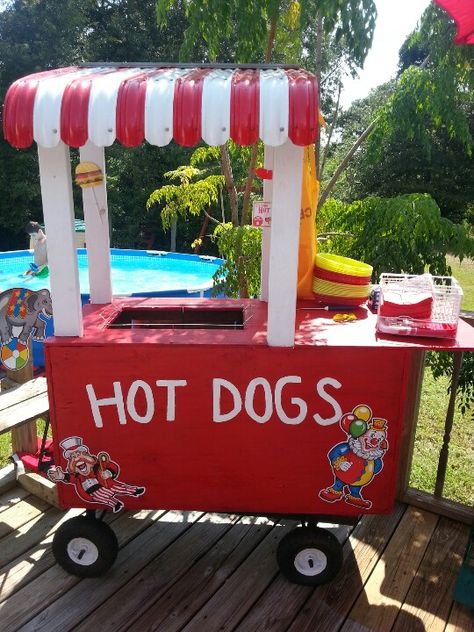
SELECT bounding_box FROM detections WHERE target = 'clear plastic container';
[376,274,463,339]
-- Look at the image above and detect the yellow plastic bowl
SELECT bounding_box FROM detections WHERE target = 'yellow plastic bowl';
[313,277,371,298]
[315,253,372,278]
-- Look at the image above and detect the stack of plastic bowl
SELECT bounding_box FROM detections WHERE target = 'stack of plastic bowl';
[313,253,373,306]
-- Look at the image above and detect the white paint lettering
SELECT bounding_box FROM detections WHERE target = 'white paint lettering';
[86,382,126,428]
[275,376,307,425]
[156,380,188,421]
[245,378,273,423]
[213,378,242,422]
[127,380,155,423]
[313,377,343,426]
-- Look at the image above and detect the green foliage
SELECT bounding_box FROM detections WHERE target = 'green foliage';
[318,194,474,281]
[191,141,259,192]
[411,366,474,504]
[156,0,376,67]
[302,0,377,70]
[147,168,224,230]
[0,0,198,251]
[426,351,474,422]
[211,223,262,297]
[368,65,472,162]
[326,5,474,226]
[367,5,473,163]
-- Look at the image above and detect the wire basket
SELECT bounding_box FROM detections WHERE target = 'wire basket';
[376,273,463,339]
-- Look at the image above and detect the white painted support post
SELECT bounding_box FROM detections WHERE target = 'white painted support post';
[38,143,83,336]
[79,142,113,303]
[267,141,303,347]
[260,146,274,302]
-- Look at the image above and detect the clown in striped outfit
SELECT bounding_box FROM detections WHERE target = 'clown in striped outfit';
[48,436,145,513]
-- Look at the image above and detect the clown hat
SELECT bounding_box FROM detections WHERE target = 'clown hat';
[371,418,387,431]
[60,436,88,459]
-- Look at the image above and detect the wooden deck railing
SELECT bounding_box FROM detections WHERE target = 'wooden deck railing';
[398,311,474,525]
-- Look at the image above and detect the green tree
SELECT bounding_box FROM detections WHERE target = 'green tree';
[152,0,377,295]
[318,193,474,281]
[0,0,89,249]
[319,5,474,217]
[0,0,195,251]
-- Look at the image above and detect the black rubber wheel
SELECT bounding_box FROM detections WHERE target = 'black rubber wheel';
[52,516,118,578]
[277,526,343,586]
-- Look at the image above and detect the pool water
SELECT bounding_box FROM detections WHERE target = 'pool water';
[0,248,224,367]
[0,249,223,296]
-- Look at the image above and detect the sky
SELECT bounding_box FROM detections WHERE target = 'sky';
[341,0,432,108]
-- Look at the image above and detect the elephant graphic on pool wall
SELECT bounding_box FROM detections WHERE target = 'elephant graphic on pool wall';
[0,288,53,371]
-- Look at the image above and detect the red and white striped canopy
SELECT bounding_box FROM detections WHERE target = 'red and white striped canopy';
[3,65,319,150]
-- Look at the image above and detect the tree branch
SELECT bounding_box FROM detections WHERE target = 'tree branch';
[204,210,221,225]
[318,54,431,210]
[317,118,378,211]
[219,144,239,226]
[319,81,342,182]
[314,12,323,179]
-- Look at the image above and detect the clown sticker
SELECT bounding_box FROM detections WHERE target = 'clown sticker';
[48,436,145,512]
[318,404,389,510]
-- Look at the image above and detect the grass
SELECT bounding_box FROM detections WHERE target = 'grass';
[411,367,474,506]
[409,255,474,505]
[447,254,474,311]
[0,256,473,508]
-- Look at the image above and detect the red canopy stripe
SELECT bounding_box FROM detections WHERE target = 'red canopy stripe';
[116,70,156,147]
[3,66,319,149]
[287,68,319,146]
[230,69,260,146]
[173,68,212,147]
[3,67,76,149]
[61,68,119,148]
[435,0,474,44]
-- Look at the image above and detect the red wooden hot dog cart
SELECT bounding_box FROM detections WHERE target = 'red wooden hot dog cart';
[3,63,474,585]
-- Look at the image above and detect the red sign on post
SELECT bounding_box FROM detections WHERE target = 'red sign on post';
[252,201,271,227]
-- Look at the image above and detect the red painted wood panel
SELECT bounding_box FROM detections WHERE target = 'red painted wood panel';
[45,342,411,517]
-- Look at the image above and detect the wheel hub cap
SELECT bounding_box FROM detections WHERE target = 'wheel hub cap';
[294,548,328,576]
[67,537,99,566]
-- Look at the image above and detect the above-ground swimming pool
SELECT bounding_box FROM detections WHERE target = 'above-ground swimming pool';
[0,248,223,297]
[0,248,224,367]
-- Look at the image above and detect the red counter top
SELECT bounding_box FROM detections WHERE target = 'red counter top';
[44,297,474,352]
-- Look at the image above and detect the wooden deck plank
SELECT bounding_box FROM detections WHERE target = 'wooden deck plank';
[391,517,470,632]
[0,506,64,569]
[0,491,470,632]
[129,516,276,632]
[287,503,406,632]
[0,377,49,433]
[75,512,241,632]
[19,510,202,632]
[0,377,47,411]
[2,508,167,631]
[236,523,355,632]
[0,495,51,543]
[181,521,297,632]
[341,506,439,632]
[0,485,30,513]
[446,602,474,631]
[0,508,83,604]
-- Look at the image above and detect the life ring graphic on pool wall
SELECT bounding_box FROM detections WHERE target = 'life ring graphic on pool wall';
[0,288,53,371]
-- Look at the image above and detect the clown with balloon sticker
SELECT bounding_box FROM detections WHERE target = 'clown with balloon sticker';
[318,404,389,510]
